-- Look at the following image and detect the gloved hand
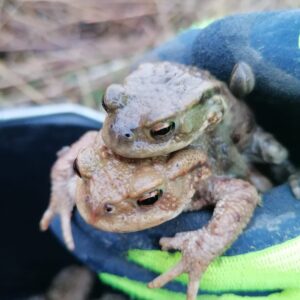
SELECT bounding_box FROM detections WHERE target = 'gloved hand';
[50,10,300,300]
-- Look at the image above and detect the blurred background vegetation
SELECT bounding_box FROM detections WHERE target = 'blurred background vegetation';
[0,0,299,111]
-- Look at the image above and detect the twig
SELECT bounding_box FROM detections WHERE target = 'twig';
[0,61,47,104]
[0,1,23,31]
[76,70,94,107]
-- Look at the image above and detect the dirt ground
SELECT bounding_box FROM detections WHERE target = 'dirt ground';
[0,0,299,110]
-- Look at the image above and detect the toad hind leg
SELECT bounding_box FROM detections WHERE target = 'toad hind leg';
[148,177,259,300]
[289,171,300,199]
[247,126,288,165]
[247,126,300,199]
[248,166,273,194]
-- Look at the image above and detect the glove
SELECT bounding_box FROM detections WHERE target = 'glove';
[49,10,299,300]
[1,105,299,300]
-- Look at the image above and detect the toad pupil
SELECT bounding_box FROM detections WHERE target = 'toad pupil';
[137,189,163,206]
[150,122,175,138]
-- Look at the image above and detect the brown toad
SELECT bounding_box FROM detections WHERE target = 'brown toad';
[101,62,299,196]
[40,130,259,300]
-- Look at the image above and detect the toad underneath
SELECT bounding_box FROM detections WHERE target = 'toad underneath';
[40,131,259,300]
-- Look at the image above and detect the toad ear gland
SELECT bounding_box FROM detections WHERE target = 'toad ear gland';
[207,110,223,125]
[229,62,255,98]
[207,95,226,125]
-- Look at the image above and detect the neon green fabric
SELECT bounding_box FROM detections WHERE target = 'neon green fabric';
[127,236,300,292]
[99,273,300,300]
[97,236,300,299]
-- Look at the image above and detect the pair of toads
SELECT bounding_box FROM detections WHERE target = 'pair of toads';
[40,62,299,300]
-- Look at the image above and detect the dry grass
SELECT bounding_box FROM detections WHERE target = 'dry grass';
[0,0,299,110]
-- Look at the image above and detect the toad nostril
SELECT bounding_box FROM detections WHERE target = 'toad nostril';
[114,129,134,142]
[123,131,133,140]
[104,203,115,214]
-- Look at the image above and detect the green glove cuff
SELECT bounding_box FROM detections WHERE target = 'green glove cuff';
[99,235,300,299]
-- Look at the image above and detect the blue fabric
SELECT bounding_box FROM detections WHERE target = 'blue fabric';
[144,10,300,102]
[49,10,300,296]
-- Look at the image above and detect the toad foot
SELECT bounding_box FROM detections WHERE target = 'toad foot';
[148,232,210,300]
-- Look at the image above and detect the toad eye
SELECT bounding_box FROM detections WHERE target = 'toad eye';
[150,122,175,139]
[73,158,82,178]
[137,189,163,206]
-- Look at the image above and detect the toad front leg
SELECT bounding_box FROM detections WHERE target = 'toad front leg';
[148,177,259,300]
[40,131,97,250]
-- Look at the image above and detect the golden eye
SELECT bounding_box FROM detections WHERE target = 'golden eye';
[150,122,175,139]
[137,189,163,206]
